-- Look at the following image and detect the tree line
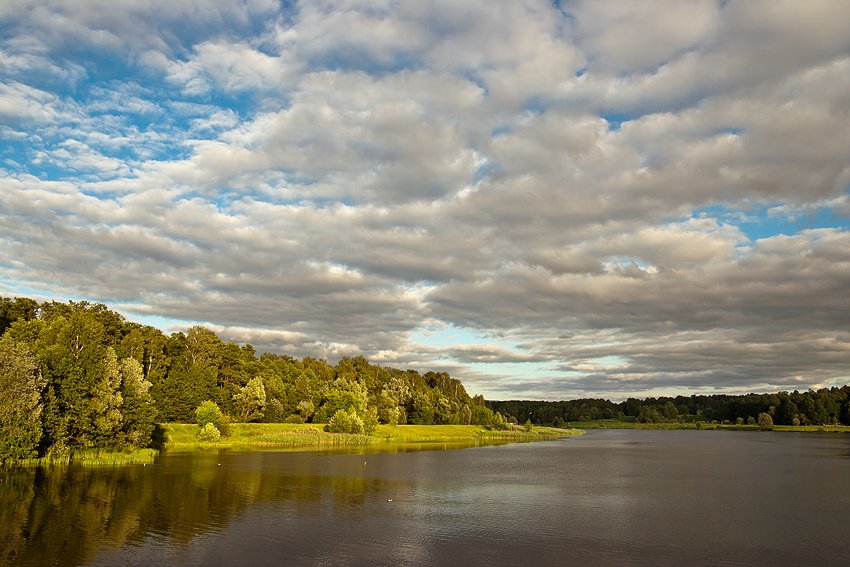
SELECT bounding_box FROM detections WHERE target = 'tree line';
[489,387,850,427]
[0,297,508,462]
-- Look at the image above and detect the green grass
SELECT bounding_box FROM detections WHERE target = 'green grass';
[162,422,581,451]
[373,424,580,442]
[163,422,373,449]
[11,448,158,468]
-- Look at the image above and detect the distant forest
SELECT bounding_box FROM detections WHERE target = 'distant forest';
[0,297,508,462]
[489,387,850,428]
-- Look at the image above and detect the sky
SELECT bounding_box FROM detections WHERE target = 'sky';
[1,0,849,401]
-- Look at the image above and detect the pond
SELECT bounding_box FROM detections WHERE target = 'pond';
[2,430,849,566]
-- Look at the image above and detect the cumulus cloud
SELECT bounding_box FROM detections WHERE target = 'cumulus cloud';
[1,0,849,400]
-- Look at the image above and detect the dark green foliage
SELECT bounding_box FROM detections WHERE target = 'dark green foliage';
[119,357,158,448]
[26,295,822,462]
[0,336,46,461]
[490,387,850,427]
[0,297,38,336]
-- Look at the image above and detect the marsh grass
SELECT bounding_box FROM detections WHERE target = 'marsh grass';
[10,448,158,468]
[162,422,579,451]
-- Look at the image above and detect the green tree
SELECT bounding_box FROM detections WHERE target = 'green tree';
[296,400,315,422]
[234,376,266,422]
[196,400,225,430]
[325,409,363,433]
[757,412,774,430]
[0,297,39,335]
[89,347,124,447]
[119,357,157,448]
[0,336,46,461]
[326,408,365,434]
[662,401,679,422]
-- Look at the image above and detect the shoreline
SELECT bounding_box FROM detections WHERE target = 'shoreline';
[3,423,581,467]
[162,422,581,450]
[568,419,850,433]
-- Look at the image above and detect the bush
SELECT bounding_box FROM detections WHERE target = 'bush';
[195,401,231,436]
[325,408,365,434]
[196,400,223,429]
[285,414,304,424]
[757,412,774,430]
[197,422,221,441]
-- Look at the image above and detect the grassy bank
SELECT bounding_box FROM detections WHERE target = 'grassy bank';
[10,448,159,468]
[162,422,580,451]
[568,419,850,433]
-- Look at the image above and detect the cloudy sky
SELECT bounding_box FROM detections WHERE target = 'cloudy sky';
[2,1,849,400]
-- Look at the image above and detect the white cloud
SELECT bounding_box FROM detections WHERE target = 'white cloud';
[1,0,849,399]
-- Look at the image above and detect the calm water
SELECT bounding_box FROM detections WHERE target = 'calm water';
[2,430,849,566]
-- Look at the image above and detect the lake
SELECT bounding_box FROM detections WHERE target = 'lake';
[2,430,849,566]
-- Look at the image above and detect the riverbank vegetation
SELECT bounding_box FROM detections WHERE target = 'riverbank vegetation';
[0,297,519,464]
[566,418,850,433]
[162,422,578,451]
[490,387,850,429]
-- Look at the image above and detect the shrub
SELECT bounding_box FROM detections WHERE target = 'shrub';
[325,408,365,434]
[285,414,304,424]
[196,400,223,429]
[197,422,221,441]
[757,412,774,430]
[219,413,232,436]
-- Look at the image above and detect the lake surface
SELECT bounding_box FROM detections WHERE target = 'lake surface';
[2,429,849,566]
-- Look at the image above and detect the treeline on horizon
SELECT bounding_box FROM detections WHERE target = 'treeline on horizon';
[0,297,509,462]
[489,387,850,428]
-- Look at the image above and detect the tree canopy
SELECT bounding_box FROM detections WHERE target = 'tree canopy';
[0,297,503,461]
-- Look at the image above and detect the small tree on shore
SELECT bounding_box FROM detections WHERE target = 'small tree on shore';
[757,412,774,430]
[326,408,365,434]
[196,400,230,435]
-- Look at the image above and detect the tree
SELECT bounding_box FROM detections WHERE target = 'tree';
[757,412,774,430]
[89,347,124,447]
[234,376,266,422]
[0,336,46,461]
[196,400,225,430]
[296,400,315,422]
[0,297,39,335]
[119,357,157,448]
[663,401,679,422]
[326,408,365,434]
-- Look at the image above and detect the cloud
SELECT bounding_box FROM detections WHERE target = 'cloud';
[1,0,849,400]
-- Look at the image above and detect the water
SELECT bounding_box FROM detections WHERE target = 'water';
[3,430,849,566]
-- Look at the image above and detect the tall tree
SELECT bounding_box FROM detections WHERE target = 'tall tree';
[119,357,157,447]
[90,347,124,447]
[234,376,266,422]
[0,336,46,460]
